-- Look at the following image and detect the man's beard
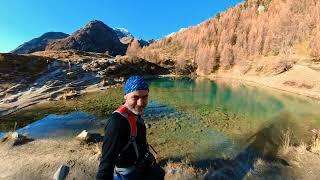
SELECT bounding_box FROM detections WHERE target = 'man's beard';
[127,106,144,115]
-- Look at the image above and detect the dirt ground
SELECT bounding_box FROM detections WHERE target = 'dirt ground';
[0,139,101,180]
[1,135,320,180]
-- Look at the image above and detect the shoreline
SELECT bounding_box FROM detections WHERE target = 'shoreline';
[208,76,320,102]
[204,64,320,102]
[1,63,320,119]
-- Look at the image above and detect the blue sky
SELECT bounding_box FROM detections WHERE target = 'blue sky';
[0,0,242,53]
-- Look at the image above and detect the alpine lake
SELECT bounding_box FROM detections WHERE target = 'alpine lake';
[1,77,320,166]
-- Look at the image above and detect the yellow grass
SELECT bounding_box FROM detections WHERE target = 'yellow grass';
[165,160,204,180]
[278,129,291,156]
[310,130,320,154]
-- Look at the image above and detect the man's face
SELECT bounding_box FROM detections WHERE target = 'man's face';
[124,90,149,115]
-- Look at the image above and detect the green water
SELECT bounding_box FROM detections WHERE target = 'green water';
[145,77,320,161]
[149,77,319,121]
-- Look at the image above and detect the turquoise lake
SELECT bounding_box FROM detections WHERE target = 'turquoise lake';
[1,77,320,163]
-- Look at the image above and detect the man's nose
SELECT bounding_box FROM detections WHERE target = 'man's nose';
[137,98,143,106]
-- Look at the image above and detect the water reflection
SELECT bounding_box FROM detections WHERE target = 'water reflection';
[149,77,320,123]
[17,112,96,138]
[147,77,320,161]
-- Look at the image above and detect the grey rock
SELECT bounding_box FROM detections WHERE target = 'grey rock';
[53,164,70,180]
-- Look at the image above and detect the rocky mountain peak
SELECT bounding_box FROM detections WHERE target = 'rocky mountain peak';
[46,20,127,56]
[83,20,112,30]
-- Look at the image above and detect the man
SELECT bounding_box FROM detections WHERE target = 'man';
[96,76,165,180]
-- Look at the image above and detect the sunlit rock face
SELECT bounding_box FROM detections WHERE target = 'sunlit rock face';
[11,32,69,54]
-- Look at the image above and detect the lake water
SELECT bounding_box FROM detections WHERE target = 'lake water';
[145,77,320,161]
[1,77,320,163]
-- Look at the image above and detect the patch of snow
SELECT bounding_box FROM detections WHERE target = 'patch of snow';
[166,28,187,38]
[114,27,133,38]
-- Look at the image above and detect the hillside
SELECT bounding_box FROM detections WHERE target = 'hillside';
[140,0,320,75]
[0,51,169,117]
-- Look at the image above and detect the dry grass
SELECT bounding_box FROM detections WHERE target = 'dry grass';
[278,129,291,156]
[310,129,320,154]
[296,142,307,154]
[165,160,204,180]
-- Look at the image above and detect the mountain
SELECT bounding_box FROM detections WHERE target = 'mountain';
[114,28,133,39]
[140,0,320,75]
[46,20,127,56]
[138,39,154,47]
[114,28,134,45]
[114,27,152,47]
[11,32,69,54]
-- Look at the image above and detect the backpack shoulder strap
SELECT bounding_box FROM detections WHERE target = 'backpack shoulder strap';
[113,106,139,159]
[114,106,137,137]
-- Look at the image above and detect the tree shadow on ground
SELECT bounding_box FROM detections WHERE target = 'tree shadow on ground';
[159,123,291,180]
[200,124,290,179]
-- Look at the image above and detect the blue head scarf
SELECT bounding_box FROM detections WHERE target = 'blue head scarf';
[124,76,149,95]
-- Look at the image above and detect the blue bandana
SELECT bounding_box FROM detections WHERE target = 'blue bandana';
[124,76,149,95]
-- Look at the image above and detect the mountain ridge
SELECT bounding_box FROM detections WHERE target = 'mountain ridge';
[11,32,69,54]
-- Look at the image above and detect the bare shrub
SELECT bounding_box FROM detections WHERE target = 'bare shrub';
[283,81,296,87]
[272,60,294,75]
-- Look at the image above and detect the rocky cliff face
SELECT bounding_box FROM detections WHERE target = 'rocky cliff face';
[11,32,69,54]
[140,0,320,75]
[46,20,127,56]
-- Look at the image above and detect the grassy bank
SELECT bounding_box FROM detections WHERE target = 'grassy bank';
[0,87,124,131]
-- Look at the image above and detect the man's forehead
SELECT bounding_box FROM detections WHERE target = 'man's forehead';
[127,90,149,96]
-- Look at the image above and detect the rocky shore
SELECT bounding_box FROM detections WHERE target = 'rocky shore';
[0,51,169,118]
